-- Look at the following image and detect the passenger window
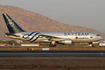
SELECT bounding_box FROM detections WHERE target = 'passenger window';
[64,33,67,36]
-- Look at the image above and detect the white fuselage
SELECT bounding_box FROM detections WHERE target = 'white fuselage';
[7,31,102,44]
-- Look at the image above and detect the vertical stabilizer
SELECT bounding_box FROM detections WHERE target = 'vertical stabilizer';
[2,14,25,33]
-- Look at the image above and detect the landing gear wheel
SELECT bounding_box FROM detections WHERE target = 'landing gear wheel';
[49,41,56,47]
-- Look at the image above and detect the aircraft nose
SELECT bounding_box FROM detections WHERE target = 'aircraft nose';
[98,36,102,40]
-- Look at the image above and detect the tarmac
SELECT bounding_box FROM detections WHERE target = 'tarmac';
[0,46,105,70]
[0,50,104,57]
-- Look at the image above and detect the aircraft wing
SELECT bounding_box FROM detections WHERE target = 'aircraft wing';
[40,35,65,41]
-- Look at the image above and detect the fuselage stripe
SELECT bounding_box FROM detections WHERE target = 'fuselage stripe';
[28,31,36,36]
[28,33,40,41]
[22,31,36,39]
[31,36,40,42]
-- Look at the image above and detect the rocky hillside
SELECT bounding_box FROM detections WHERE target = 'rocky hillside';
[0,4,105,40]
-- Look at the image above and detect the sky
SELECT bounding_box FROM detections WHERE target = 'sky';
[0,0,105,33]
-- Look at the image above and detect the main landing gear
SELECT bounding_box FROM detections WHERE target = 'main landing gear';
[89,42,94,47]
[49,41,56,47]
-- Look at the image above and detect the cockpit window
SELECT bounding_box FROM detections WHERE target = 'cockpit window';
[97,34,100,36]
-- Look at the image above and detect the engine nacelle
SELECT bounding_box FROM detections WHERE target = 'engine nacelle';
[60,39,72,44]
[92,42,99,44]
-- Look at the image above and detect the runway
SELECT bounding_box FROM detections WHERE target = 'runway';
[0,50,105,57]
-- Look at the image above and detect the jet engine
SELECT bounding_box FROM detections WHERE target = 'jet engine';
[60,39,72,44]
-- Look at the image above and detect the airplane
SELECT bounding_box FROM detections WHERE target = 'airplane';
[2,14,102,47]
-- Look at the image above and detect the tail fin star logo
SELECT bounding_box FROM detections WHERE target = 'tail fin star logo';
[8,22,14,27]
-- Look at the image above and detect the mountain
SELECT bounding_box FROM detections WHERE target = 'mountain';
[0,4,105,40]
